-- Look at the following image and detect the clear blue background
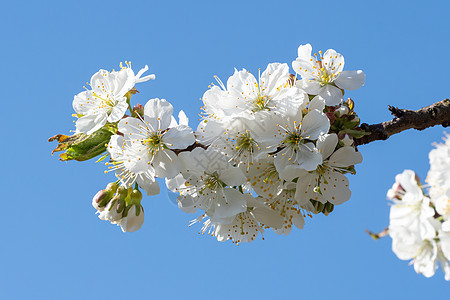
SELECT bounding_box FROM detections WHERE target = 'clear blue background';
[1,0,450,299]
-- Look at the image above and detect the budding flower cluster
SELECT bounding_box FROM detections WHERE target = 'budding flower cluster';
[92,182,145,232]
[50,44,367,244]
[385,133,450,280]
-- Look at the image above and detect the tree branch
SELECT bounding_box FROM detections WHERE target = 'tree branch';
[355,99,450,146]
[365,228,389,240]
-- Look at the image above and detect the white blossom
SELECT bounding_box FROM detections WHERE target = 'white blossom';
[175,148,247,223]
[117,98,195,179]
[73,62,155,135]
[292,44,365,105]
[282,133,362,206]
[193,195,283,244]
[255,109,330,173]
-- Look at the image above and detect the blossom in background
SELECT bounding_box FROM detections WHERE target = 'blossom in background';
[73,62,155,135]
[292,44,365,105]
[386,166,450,280]
[427,133,450,221]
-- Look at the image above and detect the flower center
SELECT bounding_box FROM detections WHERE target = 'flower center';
[283,132,304,150]
[318,68,334,85]
[236,132,256,153]
[93,92,117,111]
[143,132,166,153]
[262,163,279,184]
[252,95,271,112]
[201,172,224,193]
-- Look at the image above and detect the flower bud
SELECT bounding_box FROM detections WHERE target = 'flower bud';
[348,115,360,124]
[106,182,119,193]
[98,197,124,224]
[92,182,119,211]
[339,134,354,147]
[117,186,129,199]
[334,106,349,117]
[345,98,354,111]
[132,103,144,118]
[119,188,145,232]
[92,190,109,211]
[387,182,403,200]
[130,189,143,204]
[309,200,324,214]
[120,204,144,232]
[322,202,334,216]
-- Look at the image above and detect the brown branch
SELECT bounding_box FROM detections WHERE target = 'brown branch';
[355,99,450,146]
[365,228,389,240]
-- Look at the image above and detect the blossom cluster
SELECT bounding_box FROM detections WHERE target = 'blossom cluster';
[386,134,450,280]
[51,44,366,243]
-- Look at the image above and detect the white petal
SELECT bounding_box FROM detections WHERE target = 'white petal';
[251,205,284,229]
[196,120,224,145]
[202,86,239,117]
[321,170,351,205]
[334,70,365,91]
[136,174,160,196]
[153,150,181,178]
[292,59,319,80]
[144,98,174,130]
[318,84,343,106]
[272,87,308,117]
[118,117,147,139]
[260,63,290,98]
[113,68,136,97]
[220,166,247,187]
[73,90,96,115]
[309,95,326,111]
[226,69,258,100]
[177,194,198,214]
[209,189,247,223]
[121,205,144,232]
[301,110,330,140]
[295,78,323,95]
[322,49,344,75]
[135,65,156,83]
[317,133,338,160]
[107,98,128,122]
[163,125,195,149]
[297,44,312,61]
[294,172,322,204]
[296,143,323,171]
[279,166,308,182]
[178,110,189,126]
[75,113,107,135]
[328,146,363,167]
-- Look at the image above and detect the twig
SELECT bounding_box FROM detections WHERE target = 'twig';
[355,99,450,146]
[365,228,389,240]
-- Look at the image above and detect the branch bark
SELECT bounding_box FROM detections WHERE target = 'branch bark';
[355,99,450,146]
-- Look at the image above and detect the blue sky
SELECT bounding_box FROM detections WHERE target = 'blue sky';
[1,0,450,298]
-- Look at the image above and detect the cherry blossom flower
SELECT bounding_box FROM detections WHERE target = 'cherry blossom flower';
[292,44,365,105]
[117,98,195,179]
[281,133,362,206]
[73,63,155,135]
[174,148,247,224]
[255,109,330,173]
